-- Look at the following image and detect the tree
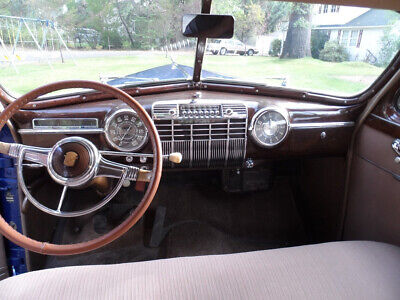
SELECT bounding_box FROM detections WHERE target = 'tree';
[261,1,291,34]
[234,3,264,43]
[280,3,312,59]
[311,29,330,59]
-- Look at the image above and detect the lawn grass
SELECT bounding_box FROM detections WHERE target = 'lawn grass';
[203,55,383,95]
[0,52,384,96]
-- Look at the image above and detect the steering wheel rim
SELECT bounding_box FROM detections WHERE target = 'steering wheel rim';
[0,80,163,255]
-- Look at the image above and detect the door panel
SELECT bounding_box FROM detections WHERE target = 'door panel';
[344,123,400,245]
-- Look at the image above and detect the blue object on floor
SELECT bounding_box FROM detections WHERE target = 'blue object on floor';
[0,126,27,275]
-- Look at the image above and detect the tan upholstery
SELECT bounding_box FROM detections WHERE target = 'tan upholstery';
[1,241,399,299]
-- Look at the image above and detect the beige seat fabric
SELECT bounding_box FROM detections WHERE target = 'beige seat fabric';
[0,241,399,300]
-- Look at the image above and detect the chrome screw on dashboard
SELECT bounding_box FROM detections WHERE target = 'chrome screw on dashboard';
[122,179,131,188]
[140,156,147,163]
[245,158,254,169]
[321,131,327,139]
[126,156,133,163]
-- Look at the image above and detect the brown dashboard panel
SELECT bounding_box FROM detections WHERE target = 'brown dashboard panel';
[12,91,362,161]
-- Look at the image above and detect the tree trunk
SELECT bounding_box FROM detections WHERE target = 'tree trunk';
[280,4,312,59]
[115,0,135,48]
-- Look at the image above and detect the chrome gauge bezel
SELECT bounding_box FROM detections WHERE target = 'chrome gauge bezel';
[249,106,290,148]
[104,108,149,152]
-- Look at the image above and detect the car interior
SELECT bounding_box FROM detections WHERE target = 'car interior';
[0,0,399,299]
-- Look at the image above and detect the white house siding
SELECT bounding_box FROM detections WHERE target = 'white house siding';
[313,5,369,26]
[328,27,385,61]
[255,31,287,56]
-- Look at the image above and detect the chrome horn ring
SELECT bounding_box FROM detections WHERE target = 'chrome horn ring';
[13,136,143,218]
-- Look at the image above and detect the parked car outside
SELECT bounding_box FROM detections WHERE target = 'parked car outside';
[207,39,259,55]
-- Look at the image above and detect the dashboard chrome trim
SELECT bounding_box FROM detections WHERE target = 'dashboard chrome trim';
[32,118,99,129]
[19,128,104,134]
[290,121,355,129]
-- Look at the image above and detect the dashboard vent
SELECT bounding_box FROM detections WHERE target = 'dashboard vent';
[152,101,248,168]
[156,119,246,142]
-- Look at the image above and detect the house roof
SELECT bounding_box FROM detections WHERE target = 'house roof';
[316,9,400,29]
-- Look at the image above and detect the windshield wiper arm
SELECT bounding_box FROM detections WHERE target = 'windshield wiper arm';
[167,54,191,79]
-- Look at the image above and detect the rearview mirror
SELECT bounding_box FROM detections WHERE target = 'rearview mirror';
[182,14,234,39]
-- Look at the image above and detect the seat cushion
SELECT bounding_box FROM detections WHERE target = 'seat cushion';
[1,241,399,300]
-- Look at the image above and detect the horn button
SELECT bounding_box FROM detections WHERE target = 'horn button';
[47,137,99,187]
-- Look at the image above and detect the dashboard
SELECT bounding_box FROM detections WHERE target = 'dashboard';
[14,90,360,169]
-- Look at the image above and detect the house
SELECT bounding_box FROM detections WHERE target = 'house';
[255,5,399,62]
[313,5,400,62]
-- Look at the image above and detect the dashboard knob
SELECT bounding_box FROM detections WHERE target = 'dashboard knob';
[169,152,182,164]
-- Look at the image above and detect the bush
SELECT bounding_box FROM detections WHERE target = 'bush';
[269,39,282,57]
[311,30,330,59]
[319,41,349,62]
[377,27,400,67]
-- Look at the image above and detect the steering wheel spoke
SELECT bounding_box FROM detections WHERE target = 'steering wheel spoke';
[96,155,142,181]
[56,186,68,212]
[9,143,50,167]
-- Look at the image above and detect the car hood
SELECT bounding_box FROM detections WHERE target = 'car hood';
[107,63,232,86]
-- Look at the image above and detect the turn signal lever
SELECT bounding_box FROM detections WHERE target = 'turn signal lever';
[137,152,182,183]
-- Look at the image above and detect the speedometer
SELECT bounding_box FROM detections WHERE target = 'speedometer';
[104,109,148,152]
[250,107,289,148]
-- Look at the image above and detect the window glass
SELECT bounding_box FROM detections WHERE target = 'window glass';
[203,1,400,96]
[349,30,359,46]
[341,30,350,46]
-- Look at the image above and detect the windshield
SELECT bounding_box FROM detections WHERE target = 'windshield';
[0,1,399,97]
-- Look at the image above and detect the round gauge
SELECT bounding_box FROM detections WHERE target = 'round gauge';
[104,109,148,152]
[250,108,289,148]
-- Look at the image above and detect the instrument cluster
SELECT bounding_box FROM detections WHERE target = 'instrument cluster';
[104,109,148,152]
[104,105,291,153]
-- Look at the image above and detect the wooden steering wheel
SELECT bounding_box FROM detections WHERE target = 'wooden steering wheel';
[0,80,163,255]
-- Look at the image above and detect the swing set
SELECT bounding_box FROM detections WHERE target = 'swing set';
[0,15,76,73]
